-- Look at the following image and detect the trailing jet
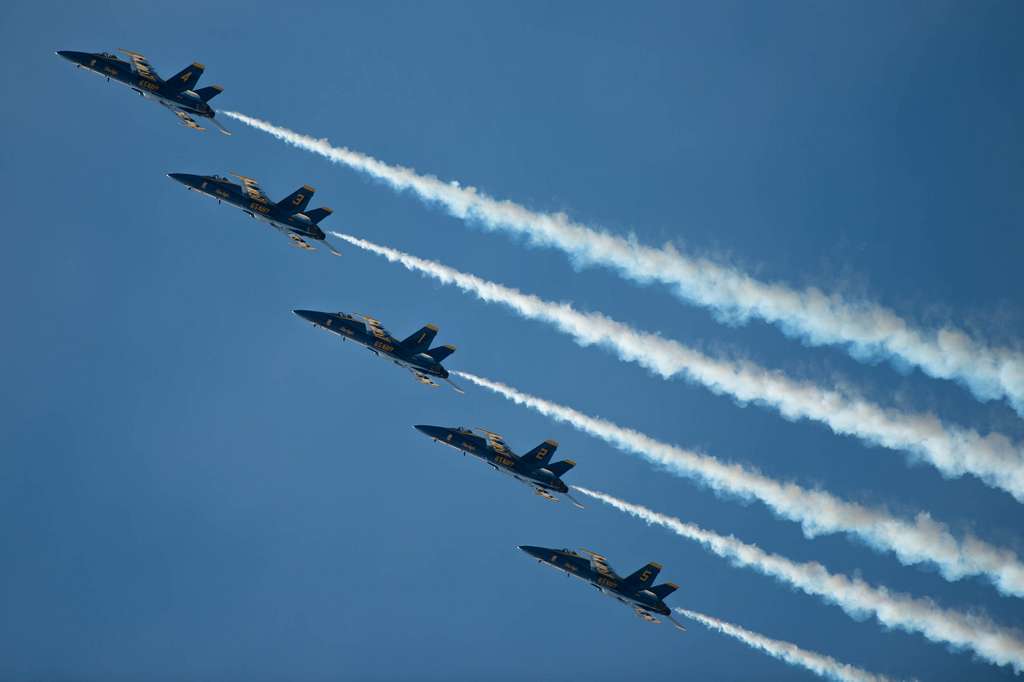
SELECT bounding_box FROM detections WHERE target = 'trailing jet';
[56,49,230,134]
[518,546,686,630]
[414,425,582,506]
[168,173,341,255]
[293,310,462,391]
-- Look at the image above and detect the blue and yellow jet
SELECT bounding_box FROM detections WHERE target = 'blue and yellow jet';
[414,425,582,506]
[56,49,230,134]
[293,310,462,391]
[519,546,686,630]
[169,173,341,255]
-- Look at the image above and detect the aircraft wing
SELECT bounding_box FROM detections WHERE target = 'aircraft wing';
[482,430,511,455]
[580,549,619,578]
[230,173,272,206]
[411,369,440,388]
[633,607,662,625]
[354,312,383,327]
[533,487,559,503]
[173,110,205,131]
[287,233,316,251]
[354,313,393,340]
[118,48,160,82]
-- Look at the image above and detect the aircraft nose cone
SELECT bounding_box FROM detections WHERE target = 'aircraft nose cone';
[518,545,546,560]
[293,310,326,326]
[167,173,201,188]
[414,425,448,440]
[56,50,92,66]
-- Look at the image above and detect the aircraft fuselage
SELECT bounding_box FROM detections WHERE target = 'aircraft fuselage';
[168,174,326,241]
[293,310,449,379]
[56,51,214,119]
[518,546,671,616]
[414,425,568,494]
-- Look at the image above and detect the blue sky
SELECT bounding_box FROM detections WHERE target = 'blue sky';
[2,1,1023,679]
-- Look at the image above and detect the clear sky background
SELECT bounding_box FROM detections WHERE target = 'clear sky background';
[2,2,1023,680]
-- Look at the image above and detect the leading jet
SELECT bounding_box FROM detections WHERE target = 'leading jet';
[56,49,230,134]
[518,545,686,631]
[414,425,582,506]
[293,310,462,392]
[169,173,341,255]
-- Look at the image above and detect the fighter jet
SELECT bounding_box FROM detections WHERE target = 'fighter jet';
[168,173,341,255]
[56,49,230,134]
[518,545,686,630]
[414,425,582,506]
[293,310,462,391]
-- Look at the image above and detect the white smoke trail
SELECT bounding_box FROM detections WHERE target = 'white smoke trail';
[454,371,1024,596]
[329,231,1024,502]
[574,487,1024,672]
[675,608,895,682]
[221,111,1024,414]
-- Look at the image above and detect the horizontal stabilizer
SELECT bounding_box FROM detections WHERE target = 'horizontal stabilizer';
[625,562,662,590]
[424,344,455,363]
[523,440,558,468]
[167,62,205,93]
[649,582,678,600]
[444,376,465,394]
[546,459,575,478]
[304,207,333,224]
[667,613,687,632]
[402,324,438,353]
[195,85,223,102]
[279,185,315,215]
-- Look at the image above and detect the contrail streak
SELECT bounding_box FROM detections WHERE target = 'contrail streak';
[675,608,895,682]
[574,487,1024,673]
[329,230,1024,502]
[221,110,1024,414]
[454,371,1024,596]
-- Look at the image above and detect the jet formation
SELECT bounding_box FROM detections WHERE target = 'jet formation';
[294,310,462,392]
[415,425,582,506]
[58,46,686,638]
[519,546,686,630]
[169,173,342,255]
[56,49,231,134]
